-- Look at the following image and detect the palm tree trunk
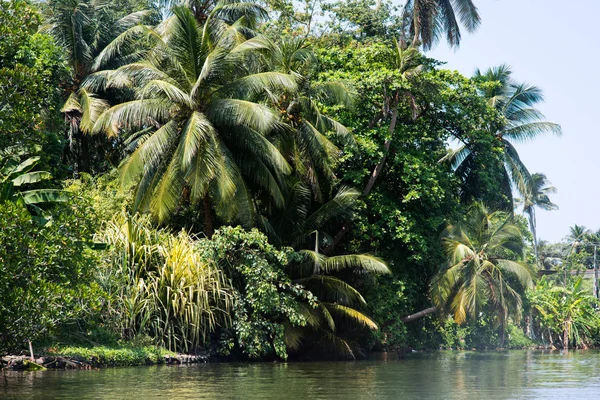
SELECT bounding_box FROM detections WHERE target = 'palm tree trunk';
[400,306,438,323]
[528,209,538,265]
[203,195,214,239]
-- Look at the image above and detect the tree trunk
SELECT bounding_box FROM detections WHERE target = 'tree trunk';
[528,211,538,266]
[563,321,570,352]
[328,95,400,251]
[80,132,89,173]
[203,195,214,239]
[28,339,35,362]
[400,306,438,323]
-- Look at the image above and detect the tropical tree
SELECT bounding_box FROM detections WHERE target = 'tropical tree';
[330,38,425,249]
[261,36,353,202]
[41,0,152,173]
[155,0,268,24]
[521,173,558,264]
[401,0,480,50]
[88,6,299,233]
[428,203,536,343]
[529,276,600,350]
[444,65,562,209]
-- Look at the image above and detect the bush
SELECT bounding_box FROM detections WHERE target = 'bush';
[96,214,232,353]
[198,227,315,360]
[51,345,175,366]
[0,201,98,354]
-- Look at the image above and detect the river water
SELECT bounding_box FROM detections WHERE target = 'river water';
[4,351,600,399]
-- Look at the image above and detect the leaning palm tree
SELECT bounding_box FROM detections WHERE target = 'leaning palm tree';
[429,203,536,343]
[443,65,562,209]
[521,173,558,265]
[89,6,298,234]
[401,0,481,50]
[41,0,151,173]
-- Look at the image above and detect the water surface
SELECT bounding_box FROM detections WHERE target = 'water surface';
[4,351,600,399]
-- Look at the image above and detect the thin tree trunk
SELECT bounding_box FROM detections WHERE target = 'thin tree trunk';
[28,339,35,362]
[328,95,400,251]
[563,321,570,352]
[400,306,438,323]
[528,209,538,266]
[203,195,214,239]
[80,132,89,173]
[362,95,399,196]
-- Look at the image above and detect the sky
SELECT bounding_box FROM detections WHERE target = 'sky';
[417,0,600,243]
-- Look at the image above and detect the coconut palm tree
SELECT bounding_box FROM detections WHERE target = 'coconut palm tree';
[156,0,268,24]
[261,36,353,202]
[443,65,562,209]
[401,0,481,50]
[89,6,298,235]
[521,173,558,265]
[566,224,590,255]
[429,203,536,342]
[41,0,152,173]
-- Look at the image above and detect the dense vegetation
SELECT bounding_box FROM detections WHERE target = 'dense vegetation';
[1,0,597,362]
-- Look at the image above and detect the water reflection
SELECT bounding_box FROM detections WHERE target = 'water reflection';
[3,351,600,399]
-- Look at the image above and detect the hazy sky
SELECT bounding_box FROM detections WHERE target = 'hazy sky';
[419,0,599,243]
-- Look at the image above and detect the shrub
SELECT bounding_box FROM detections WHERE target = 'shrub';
[0,201,98,354]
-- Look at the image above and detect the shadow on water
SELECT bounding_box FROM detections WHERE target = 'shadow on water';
[3,351,600,399]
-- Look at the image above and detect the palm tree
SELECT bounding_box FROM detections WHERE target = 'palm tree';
[263,181,389,358]
[566,224,590,255]
[262,36,353,202]
[521,173,558,265]
[41,0,151,173]
[444,65,562,209]
[401,0,481,50]
[89,6,298,234]
[429,203,535,342]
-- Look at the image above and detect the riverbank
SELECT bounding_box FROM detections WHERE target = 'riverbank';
[1,345,210,371]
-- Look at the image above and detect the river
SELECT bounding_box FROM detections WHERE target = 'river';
[3,351,600,399]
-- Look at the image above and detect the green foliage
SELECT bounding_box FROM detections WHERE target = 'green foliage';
[321,0,402,40]
[430,203,535,334]
[529,277,600,349]
[96,214,232,353]
[64,170,133,223]
[52,345,175,366]
[198,226,316,359]
[0,0,68,152]
[0,200,98,354]
[1,154,69,224]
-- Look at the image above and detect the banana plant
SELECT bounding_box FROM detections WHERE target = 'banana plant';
[1,154,68,223]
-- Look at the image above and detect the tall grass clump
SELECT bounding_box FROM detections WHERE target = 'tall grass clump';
[97,214,232,353]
